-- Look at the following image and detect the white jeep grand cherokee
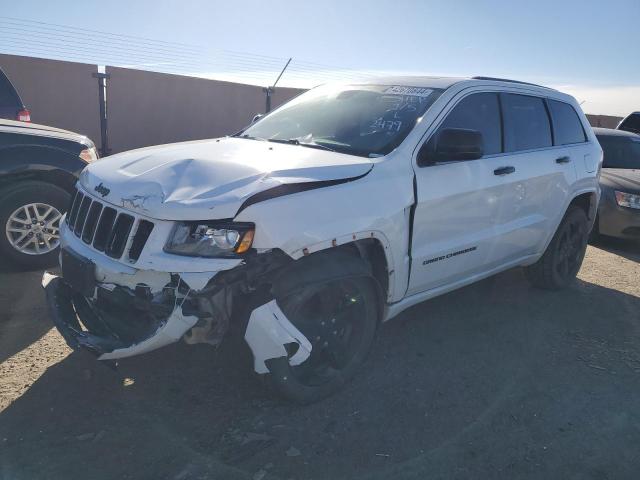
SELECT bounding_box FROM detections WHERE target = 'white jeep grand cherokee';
[44,76,602,403]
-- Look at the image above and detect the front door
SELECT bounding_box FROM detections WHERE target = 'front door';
[407,91,520,295]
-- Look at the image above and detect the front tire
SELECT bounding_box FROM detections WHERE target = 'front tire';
[265,275,379,404]
[525,206,589,289]
[588,213,601,244]
[0,181,70,269]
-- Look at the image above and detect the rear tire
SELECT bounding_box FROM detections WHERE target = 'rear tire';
[0,181,70,269]
[524,206,589,290]
[265,274,379,404]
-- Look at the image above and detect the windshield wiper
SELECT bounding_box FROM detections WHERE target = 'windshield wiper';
[267,138,337,152]
[298,141,337,152]
[233,134,267,141]
[266,138,300,145]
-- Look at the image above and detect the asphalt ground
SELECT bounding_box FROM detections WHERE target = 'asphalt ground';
[1,238,639,480]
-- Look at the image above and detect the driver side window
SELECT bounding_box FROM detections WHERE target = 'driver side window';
[437,92,503,155]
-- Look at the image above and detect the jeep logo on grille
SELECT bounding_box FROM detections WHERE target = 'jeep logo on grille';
[94,182,110,197]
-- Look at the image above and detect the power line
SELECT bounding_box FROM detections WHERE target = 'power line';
[0,33,314,78]
[0,43,370,87]
[0,16,380,87]
[0,24,209,59]
[0,37,292,74]
[0,16,202,51]
[0,26,292,70]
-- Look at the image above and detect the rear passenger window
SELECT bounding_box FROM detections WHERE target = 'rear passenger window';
[438,92,502,155]
[501,94,552,152]
[548,100,586,145]
[0,70,20,107]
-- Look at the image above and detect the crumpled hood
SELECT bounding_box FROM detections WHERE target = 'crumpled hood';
[601,168,640,194]
[79,137,373,220]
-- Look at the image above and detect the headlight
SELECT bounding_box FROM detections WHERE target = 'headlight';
[165,222,255,257]
[79,146,99,163]
[614,191,640,209]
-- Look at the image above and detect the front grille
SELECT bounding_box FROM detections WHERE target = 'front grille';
[129,220,154,261]
[66,187,154,262]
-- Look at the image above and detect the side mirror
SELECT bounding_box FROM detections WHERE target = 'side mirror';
[252,113,264,124]
[418,128,484,166]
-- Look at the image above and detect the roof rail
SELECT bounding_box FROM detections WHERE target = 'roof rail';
[471,76,553,90]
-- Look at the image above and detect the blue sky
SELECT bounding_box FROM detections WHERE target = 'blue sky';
[2,0,638,115]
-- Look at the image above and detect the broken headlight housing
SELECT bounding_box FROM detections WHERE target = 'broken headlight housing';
[165,222,255,257]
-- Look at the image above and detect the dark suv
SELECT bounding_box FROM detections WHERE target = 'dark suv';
[1,119,98,268]
[618,112,640,135]
[0,67,30,122]
[592,127,640,241]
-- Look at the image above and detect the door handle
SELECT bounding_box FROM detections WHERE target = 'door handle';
[556,156,571,164]
[494,166,515,176]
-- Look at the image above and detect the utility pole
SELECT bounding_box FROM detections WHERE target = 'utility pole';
[93,70,111,157]
[264,57,292,113]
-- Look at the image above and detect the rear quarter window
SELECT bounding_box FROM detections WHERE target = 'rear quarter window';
[0,70,21,108]
[548,99,586,145]
[501,93,552,152]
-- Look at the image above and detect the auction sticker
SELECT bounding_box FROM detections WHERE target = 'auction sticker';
[384,86,434,97]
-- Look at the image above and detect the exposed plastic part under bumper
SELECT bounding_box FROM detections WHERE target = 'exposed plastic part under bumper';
[42,273,197,360]
[245,299,312,374]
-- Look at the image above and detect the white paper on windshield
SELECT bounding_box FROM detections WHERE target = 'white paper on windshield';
[384,86,434,97]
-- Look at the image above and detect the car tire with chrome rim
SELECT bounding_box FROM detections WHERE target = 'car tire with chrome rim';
[0,181,70,269]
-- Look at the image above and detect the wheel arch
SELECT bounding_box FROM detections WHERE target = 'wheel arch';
[271,243,388,321]
[0,169,78,196]
[281,233,393,303]
[568,190,598,222]
[533,188,599,261]
[0,145,83,195]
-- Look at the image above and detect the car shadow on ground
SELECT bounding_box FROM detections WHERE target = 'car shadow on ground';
[1,268,640,480]
[0,263,57,364]
[590,236,640,262]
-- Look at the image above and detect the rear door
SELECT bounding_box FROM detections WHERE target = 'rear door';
[495,92,576,257]
[546,97,592,180]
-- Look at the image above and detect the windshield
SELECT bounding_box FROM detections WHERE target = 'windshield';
[619,113,640,134]
[239,84,443,157]
[597,134,640,169]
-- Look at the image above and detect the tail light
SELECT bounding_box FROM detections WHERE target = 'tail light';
[79,147,99,163]
[17,109,31,122]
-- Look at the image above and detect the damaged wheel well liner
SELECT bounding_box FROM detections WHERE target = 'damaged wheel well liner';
[270,246,385,322]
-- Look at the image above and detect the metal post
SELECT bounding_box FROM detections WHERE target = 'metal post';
[264,58,292,113]
[93,72,110,156]
[263,86,272,113]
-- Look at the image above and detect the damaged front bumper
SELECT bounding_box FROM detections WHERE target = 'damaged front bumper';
[43,220,300,366]
[44,216,307,370]
[43,272,199,360]
[42,217,248,360]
